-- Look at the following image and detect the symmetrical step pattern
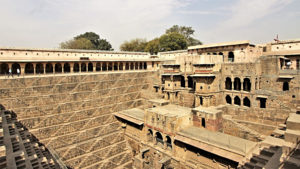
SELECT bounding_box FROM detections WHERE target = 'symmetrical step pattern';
[0,71,157,168]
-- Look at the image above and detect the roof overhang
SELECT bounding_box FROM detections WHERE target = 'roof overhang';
[190,74,215,77]
[113,112,144,125]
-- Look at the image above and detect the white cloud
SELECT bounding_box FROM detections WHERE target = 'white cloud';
[222,0,294,28]
[0,0,191,50]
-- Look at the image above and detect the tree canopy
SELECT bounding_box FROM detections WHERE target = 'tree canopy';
[159,33,187,52]
[119,25,202,53]
[166,25,202,46]
[120,38,147,52]
[60,32,113,50]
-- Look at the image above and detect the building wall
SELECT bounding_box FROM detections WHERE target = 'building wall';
[0,71,157,169]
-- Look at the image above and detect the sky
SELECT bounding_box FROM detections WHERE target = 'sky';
[0,0,299,50]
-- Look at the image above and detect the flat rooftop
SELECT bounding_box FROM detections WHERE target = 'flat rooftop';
[147,104,191,117]
[188,40,250,50]
[287,113,300,123]
[114,108,145,125]
[176,126,257,161]
[193,106,222,115]
[148,99,169,106]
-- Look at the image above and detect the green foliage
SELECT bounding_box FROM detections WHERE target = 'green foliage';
[166,25,202,46]
[159,32,187,52]
[60,32,113,50]
[120,38,148,52]
[144,38,160,55]
[60,38,94,50]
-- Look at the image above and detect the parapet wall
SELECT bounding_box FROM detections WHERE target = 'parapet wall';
[0,71,157,168]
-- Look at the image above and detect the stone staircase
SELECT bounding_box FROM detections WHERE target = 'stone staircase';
[223,115,266,141]
[0,71,157,168]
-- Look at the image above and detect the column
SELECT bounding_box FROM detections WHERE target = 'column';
[20,63,25,76]
[93,63,96,72]
[70,63,74,73]
[185,76,188,88]
[61,63,65,73]
[241,79,244,91]
[33,63,36,75]
[8,63,12,75]
[123,62,126,71]
[117,62,120,71]
[42,63,46,74]
[164,139,167,150]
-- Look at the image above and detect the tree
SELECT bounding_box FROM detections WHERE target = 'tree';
[60,32,113,50]
[120,38,148,52]
[144,38,160,55]
[166,25,202,46]
[60,38,94,50]
[159,32,187,52]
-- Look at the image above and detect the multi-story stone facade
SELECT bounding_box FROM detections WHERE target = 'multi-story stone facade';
[0,39,300,169]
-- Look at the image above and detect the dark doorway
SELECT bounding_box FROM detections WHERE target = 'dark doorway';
[74,63,80,72]
[102,63,107,71]
[234,96,241,106]
[243,97,251,107]
[25,63,34,74]
[88,62,93,72]
[96,63,101,71]
[228,51,234,62]
[225,77,232,90]
[46,63,53,73]
[188,76,193,88]
[283,82,289,91]
[81,63,87,72]
[64,63,70,73]
[226,95,232,104]
[259,98,266,108]
[180,76,185,87]
[55,63,62,73]
[0,63,9,74]
[119,63,123,70]
[234,78,241,91]
[243,78,251,91]
[36,63,44,74]
[200,97,203,105]
[12,63,21,74]
[201,118,206,128]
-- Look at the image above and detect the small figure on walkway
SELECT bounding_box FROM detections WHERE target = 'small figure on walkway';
[17,68,20,77]
[8,68,13,77]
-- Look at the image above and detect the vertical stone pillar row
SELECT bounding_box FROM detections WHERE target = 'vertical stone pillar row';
[33,63,36,75]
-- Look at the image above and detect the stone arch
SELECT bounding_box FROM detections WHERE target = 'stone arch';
[113,63,118,71]
[202,118,206,128]
[234,96,241,106]
[36,63,44,74]
[147,129,153,142]
[73,63,80,72]
[55,63,62,73]
[88,62,93,72]
[45,63,53,73]
[139,62,143,69]
[64,63,70,73]
[156,132,164,148]
[81,63,87,72]
[225,77,232,90]
[234,77,241,91]
[228,51,234,62]
[243,78,251,91]
[12,63,21,74]
[243,97,251,107]
[96,63,101,71]
[25,63,34,74]
[226,95,232,104]
[119,62,123,70]
[108,62,113,71]
[0,63,9,74]
[166,136,172,150]
[283,82,289,91]
[126,63,130,70]
[102,62,107,71]
[130,63,134,70]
